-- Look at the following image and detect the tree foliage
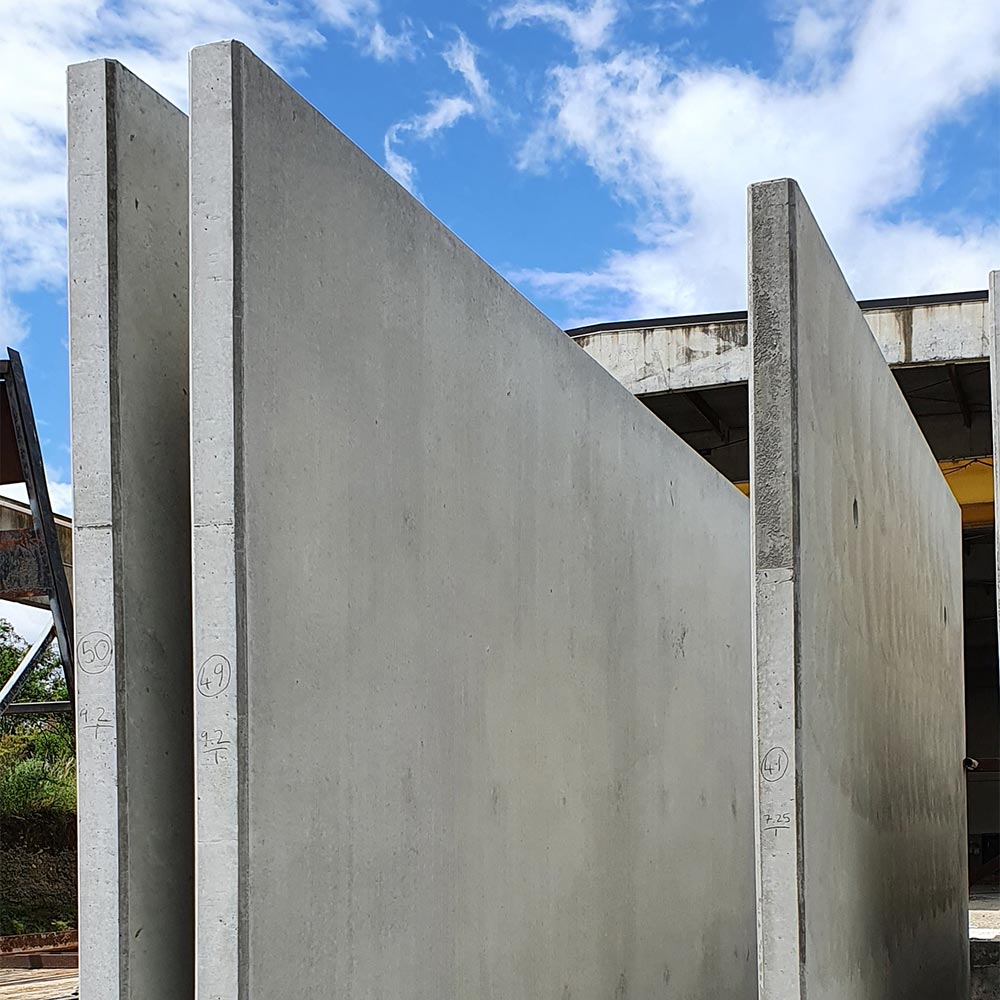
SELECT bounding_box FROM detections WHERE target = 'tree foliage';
[0,614,76,833]
[0,617,72,740]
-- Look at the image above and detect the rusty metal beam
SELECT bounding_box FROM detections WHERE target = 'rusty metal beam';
[4,350,75,707]
[947,364,973,428]
[685,390,729,444]
[0,621,56,714]
[4,699,71,715]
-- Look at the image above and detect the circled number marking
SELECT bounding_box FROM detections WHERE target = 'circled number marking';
[197,655,232,698]
[78,631,113,674]
[760,746,789,783]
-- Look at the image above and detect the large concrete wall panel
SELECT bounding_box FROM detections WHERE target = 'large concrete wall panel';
[749,178,969,999]
[68,60,192,1000]
[190,40,756,1000]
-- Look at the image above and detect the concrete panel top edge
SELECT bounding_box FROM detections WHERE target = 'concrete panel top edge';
[67,56,121,74]
[67,57,187,120]
[748,176,796,195]
[189,37,750,503]
[188,37,576,351]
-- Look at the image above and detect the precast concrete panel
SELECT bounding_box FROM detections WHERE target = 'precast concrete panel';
[749,178,969,1000]
[68,60,192,1000]
[190,40,756,1000]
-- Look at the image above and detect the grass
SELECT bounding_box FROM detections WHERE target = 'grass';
[0,754,76,819]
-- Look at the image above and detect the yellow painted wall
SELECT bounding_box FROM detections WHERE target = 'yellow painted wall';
[734,457,994,530]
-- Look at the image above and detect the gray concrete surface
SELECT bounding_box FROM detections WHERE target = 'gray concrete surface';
[749,177,969,999]
[68,59,192,1000]
[190,39,756,1000]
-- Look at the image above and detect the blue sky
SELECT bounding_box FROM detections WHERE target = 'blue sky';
[0,0,998,540]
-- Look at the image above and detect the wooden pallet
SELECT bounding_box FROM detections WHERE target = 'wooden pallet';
[0,967,78,999]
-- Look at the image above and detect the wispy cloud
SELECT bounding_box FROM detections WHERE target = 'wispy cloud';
[312,0,415,61]
[510,0,1000,323]
[384,30,495,193]
[0,468,72,516]
[443,30,494,106]
[0,0,416,342]
[0,279,29,346]
[384,96,475,191]
[493,0,623,53]
[366,19,417,61]
[0,0,330,341]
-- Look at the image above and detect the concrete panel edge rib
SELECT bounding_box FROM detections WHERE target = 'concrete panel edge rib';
[189,40,244,1000]
[750,177,968,999]
[68,58,192,1000]
[748,177,804,1000]
[191,38,756,1000]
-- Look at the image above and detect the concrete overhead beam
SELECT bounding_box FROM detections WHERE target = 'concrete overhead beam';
[575,294,990,395]
[190,39,756,1000]
[749,178,969,998]
[68,59,192,1000]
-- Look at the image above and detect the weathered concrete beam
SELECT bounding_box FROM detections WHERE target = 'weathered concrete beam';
[574,292,989,395]
[68,59,192,1000]
[191,39,756,1000]
[749,178,968,999]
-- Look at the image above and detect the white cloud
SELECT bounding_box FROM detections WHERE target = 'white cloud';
[0,277,29,346]
[383,31,493,193]
[0,0,423,339]
[312,0,415,61]
[444,31,493,106]
[0,469,73,516]
[493,0,623,53]
[0,0,335,343]
[511,0,1000,321]
[0,600,55,645]
[384,95,475,191]
[367,20,416,61]
[312,0,376,27]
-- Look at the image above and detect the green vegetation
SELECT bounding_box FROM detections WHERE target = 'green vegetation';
[0,618,77,935]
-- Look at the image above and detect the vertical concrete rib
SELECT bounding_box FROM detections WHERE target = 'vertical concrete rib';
[189,41,243,1000]
[748,177,804,1000]
[68,59,192,999]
